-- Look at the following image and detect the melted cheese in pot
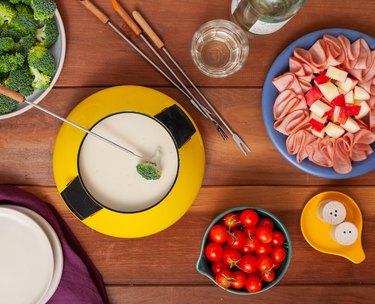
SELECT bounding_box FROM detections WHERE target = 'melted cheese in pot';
[78,112,179,213]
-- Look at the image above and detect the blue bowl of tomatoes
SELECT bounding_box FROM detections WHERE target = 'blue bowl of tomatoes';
[196,207,292,295]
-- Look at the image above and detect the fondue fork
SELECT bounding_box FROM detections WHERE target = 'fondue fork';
[130,11,252,155]
[0,86,146,160]
[80,0,228,141]
[111,0,228,141]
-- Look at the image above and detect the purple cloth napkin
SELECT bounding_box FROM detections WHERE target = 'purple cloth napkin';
[0,185,109,304]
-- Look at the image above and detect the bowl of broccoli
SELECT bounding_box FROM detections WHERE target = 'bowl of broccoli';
[0,0,66,119]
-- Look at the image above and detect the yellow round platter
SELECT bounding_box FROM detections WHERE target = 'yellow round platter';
[300,191,365,264]
[53,86,205,238]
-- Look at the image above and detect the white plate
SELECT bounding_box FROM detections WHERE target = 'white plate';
[2,205,64,303]
[0,9,67,119]
[0,207,54,304]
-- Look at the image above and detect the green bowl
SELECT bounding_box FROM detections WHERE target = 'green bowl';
[196,206,292,295]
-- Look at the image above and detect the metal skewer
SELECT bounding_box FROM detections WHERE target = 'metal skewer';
[0,86,145,160]
[110,0,228,141]
[79,0,205,118]
[80,0,227,140]
[131,10,252,155]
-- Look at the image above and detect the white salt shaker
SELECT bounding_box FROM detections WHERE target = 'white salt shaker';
[318,200,346,225]
[331,222,358,246]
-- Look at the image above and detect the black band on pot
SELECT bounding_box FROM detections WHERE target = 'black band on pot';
[155,105,196,149]
[61,176,103,220]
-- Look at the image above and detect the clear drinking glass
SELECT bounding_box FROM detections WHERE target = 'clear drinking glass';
[190,19,249,78]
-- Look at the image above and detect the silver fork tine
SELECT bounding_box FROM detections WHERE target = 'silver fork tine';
[213,121,228,140]
[233,134,251,156]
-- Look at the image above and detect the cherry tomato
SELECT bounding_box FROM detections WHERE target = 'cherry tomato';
[243,226,257,238]
[223,213,240,230]
[238,254,257,274]
[240,209,259,227]
[241,238,258,254]
[227,230,246,250]
[231,271,247,290]
[256,226,273,244]
[222,249,241,267]
[216,270,233,289]
[261,269,275,282]
[245,276,262,293]
[209,224,228,244]
[255,242,272,256]
[271,231,285,247]
[258,218,274,230]
[271,246,286,263]
[211,260,230,275]
[257,255,273,272]
[205,243,223,262]
[273,261,281,269]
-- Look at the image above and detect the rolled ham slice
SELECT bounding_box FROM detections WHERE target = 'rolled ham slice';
[350,129,375,161]
[289,56,314,84]
[274,109,310,135]
[272,72,305,95]
[322,35,346,68]
[306,136,335,167]
[286,129,315,163]
[294,44,326,74]
[273,90,307,120]
[333,134,353,174]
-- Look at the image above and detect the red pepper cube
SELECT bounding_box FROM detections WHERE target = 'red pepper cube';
[330,94,345,107]
[345,105,361,116]
[309,118,325,132]
[314,71,331,85]
[305,87,323,107]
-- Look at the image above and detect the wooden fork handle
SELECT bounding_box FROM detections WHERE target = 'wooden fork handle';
[0,86,25,103]
[132,11,164,49]
[80,0,109,24]
[112,0,142,36]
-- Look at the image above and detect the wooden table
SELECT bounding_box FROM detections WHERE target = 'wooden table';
[1,0,374,303]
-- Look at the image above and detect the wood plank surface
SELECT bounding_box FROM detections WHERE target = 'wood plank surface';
[1,88,375,187]
[106,285,374,304]
[19,185,375,286]
[55,0,375,88]
[1,1,375,303]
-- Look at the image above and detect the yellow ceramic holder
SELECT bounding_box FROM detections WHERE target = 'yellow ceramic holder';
[301,191,365,264]
[53,86,205,238]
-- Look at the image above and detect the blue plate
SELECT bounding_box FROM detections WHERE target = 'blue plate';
[262,28,375,179]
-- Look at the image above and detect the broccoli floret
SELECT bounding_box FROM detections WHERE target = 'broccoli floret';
[136,162,161,180]
[30,0,56,21]
[0,52,24,73]
[0,1,17,26]
[10,13,38,36]
[0,27,23,42]
[36,18,58,48]
[15,3,33,17]
[4,66,34,96]
[19,34,36,55]
[0,94,18,114]
[0,37,18,53]
[10,0,31,5]
[29,66,50,89]
[28,45,55,76]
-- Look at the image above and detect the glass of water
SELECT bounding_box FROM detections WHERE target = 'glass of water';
[190,19,249,78]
